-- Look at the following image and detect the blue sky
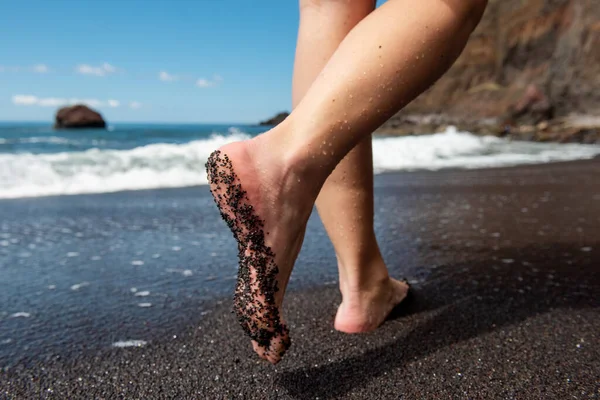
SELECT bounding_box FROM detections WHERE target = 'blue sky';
[0,1,333,123]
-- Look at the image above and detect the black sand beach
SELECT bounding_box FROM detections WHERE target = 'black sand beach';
[1,159,599,399]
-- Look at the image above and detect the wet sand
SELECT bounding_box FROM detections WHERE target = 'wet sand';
[1,159,599,399]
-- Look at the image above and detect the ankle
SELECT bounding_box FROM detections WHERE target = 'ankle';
[338,256,391,297]
[255,123,327,199]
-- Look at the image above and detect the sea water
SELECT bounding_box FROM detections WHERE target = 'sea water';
[1,122,600,199]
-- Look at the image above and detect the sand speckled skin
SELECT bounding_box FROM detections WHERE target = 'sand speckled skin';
[205,150,290,356]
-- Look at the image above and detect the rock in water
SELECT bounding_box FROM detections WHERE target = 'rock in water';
[54,105,107,129]
[259,112,289,126]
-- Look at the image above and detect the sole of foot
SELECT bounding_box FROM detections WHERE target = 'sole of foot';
[206,140,310,364]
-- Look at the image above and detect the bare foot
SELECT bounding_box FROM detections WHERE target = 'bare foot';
[205,137,313,364]
[334,276,410,334]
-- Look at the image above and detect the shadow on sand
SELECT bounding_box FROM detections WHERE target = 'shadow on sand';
[276,242,599,399]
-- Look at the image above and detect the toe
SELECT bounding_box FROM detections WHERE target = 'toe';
[252,341,269,361]
[253,334,290,364]
[265,351,281,365]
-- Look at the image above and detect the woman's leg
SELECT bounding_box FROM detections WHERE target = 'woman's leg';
[293,0,409,335]
[207,0,487,364]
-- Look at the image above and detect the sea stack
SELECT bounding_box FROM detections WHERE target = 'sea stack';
[259,112,289,126]
[54,104,107,129]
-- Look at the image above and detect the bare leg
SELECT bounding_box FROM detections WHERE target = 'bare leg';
[293,0,409,334]
[207,0,487,363]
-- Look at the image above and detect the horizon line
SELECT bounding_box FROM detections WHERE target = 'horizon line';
[0,119,267,126]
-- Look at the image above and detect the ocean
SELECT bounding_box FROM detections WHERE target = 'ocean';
[1,122,600,199]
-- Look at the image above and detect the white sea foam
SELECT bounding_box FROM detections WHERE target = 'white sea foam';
[0,132,249,199]
[70,282,90,291]
[1,128,599,199]
[371,127,600,172]
[0,136,74,145]
[10,312,31,318]
[20,136,74,145]
[112,340,147,348]
[166,268,194,277]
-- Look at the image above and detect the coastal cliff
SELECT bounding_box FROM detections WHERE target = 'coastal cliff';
[379,0,600,142]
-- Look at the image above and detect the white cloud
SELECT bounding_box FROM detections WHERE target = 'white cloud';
[12,95,39,106]
[196,78,212,88]
[74,98,103,108]
[75,62,118,77]
[38,97,68,107]
[102,62,116,73]
[32,64,49,73]
[0,66,21,73]
[196,75,223,88]
[159,71,178,82]
[12,94,125,109]
[0,65,50,73]
[75,64,102,76]
[129,101,142,109]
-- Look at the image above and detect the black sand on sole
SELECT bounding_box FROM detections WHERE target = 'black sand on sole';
[206,150,290,359]
[2,159,600,399]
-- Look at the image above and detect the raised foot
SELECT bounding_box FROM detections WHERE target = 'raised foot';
[334,278,410,334]
[205,142,305,364]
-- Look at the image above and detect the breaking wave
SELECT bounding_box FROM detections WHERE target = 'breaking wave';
[1,127,599,199]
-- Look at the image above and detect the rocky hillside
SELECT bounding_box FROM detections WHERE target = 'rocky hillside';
[380,0,600,142]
